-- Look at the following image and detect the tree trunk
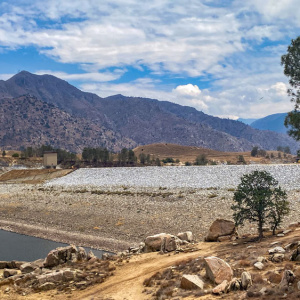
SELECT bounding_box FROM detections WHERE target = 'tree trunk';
[258,218,264,240]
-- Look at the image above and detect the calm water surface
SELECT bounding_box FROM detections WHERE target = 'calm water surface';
[0,229,109,261]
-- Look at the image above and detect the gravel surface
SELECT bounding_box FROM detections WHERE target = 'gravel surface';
[0,165,300,253]
[46,165,300,190]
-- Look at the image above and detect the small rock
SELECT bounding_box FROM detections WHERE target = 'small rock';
[3,269,18,278]
[254,262,264,270]
[177,231,193,242]
[256,256,267,263]
[227,278,241,291]
[268,246,285,254]
[212,280,228,295]
[277,233,285,237]
[280,270,295,288]
[218,235,232,242]
[270,241,280,246]
[180,274,204,290]
[283,229,292,235]
[271,253,285,263]
[259,287,267,295]
[297,281,300,290]
[38,282,56,291]
[241,272,252,290]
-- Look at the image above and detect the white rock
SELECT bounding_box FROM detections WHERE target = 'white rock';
[268,246,285,254]
[254,262,264,270]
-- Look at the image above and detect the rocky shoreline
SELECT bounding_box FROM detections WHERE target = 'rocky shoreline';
[0,182,300,253]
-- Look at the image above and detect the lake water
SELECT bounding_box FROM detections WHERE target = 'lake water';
[0,229,109,262]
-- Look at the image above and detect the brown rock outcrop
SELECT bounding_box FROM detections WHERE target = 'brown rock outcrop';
[205,219,236,242]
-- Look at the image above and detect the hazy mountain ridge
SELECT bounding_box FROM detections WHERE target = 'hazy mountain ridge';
[250,113,288,134]
[0,71,298,153]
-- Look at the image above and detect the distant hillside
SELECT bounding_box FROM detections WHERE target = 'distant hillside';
[0,71,299,153]
[133,143,295,164]
[250,113,288,134]
[0,95,135,152]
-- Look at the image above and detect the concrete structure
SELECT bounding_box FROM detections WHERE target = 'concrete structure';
[43,152,57,168]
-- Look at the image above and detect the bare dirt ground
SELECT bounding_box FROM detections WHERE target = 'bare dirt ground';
[0,169,73,184]
[1,230,300,299]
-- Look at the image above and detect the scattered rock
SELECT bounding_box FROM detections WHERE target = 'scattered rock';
[3,269,18,278]
[283,229,292,235]
[38,282,56,291]
[280,270,295,288]
[177,231,193,242]
[77,247,87,261]
[277,234,285,237]
[270,253,285,263]
[268,246,285,254]
[217,235,232,242]
[205,219,236,242]
[256,256,267,263]
[144,233,180,253]
[297,281,300,291]
[254,262,264,270]
[291,246,300,261]
[227,278,241,291]
[259,286,267,295]
[180,274,204,290]
[204,256,233,284]
[241,272,252,290]
[212,280,228,295]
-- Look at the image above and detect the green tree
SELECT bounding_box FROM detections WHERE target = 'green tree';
[251,146,258,157]
[194,154,208,165]
[12,153,19,158]
[2,150,6,157]
[231,170,289,239]
[237,155,246,164]
[281,37,300,139]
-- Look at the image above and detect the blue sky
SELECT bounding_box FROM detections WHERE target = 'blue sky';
[0,0,299,119]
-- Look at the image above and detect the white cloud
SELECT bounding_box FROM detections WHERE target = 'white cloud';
[0,0,299,119]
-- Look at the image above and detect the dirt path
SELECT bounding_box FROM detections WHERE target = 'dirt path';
[71,243,221,300]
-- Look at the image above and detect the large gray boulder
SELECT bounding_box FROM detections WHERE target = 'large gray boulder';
[205,219,236,242]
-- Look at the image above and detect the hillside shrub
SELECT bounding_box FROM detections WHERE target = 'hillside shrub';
[12,153,19,158]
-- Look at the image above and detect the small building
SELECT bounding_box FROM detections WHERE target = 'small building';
[43,152,57,168]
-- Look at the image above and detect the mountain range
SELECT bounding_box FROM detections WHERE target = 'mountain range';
[0,71,298,153]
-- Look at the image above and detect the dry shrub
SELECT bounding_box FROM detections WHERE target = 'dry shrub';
[284,263,294,271]
[251,273,265,284]
[238,259,251,267]
[266,271,282,284]
[143,272,162,287]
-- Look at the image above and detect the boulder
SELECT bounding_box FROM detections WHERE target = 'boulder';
[212,280,228,295]
[87,250,96,260]
[204,256,233,285]
[77,247,87,261]
[205,219,236,242]
[279,270,295,288]
[180,274,204,290]
[144,233,180,252]
[38,282,56,291]
[291,246,300,261]
[44,245,78,267]
[20,262,38,274]
[270,253,285,263]
[241,272,252,290]
[177,231,193,242]
[227,278,241,291]
[3,269,18,278]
